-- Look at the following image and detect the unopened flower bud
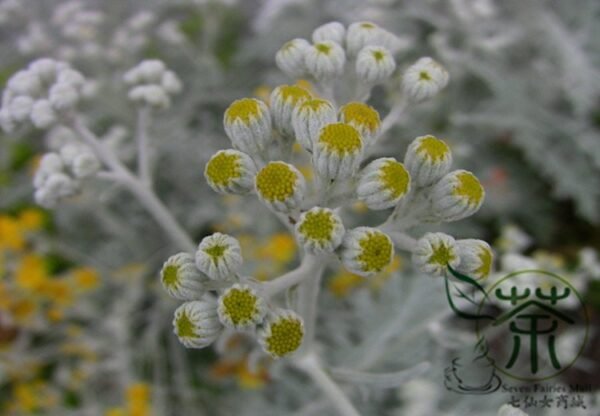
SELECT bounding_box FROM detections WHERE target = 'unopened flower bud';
[71,152,100,178]
[356,46,396,85]
[195,233,243,280]
[313,123,363,181]
[431,170,485,222]
[223,98,272,155]
[346,21,385,58]
[292,98,336,151]
[173,298,221,349]
[357,158,410,210]
[30,99,57,128]
[270,85,312,138]
[455,239,493,280]
[312,21,345,45]
[49,82,79,111]
[412,232,459,277]
[217,283,267,330]
[338,102,380,145]
[402,57,449,102]
[204,149,257,195]
[255,161,306,213]
[404,135,452,188]
[259,309,304,359]
[340,227,394,277]
[296,207,345,255]
[8,95,34,121]
[304,41,346,81]
[161,252,208,300]
[276,38,310,79]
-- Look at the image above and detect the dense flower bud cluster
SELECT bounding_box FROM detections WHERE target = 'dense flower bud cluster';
[0,58,90,132]
[124,59,182,108]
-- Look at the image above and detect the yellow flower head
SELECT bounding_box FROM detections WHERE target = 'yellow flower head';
[259,310,304,359]
[296,207,345,254]
[218,284,266,329]
[341,227,394,277]
[339,102,381,143]
[255,161,305,212]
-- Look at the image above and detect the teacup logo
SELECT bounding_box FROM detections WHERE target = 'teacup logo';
[444,338,501,394]
[444,268,588,386]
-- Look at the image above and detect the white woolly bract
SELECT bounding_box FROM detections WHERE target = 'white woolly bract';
[430,169,484,222]
[160,252,208,301]
[295,207,345,255]
[356,46,396,85]
[304,41,346,81]
[223,99,272,155]
[195,233,243,280]
[356,157,410,210]
[291,99,337,151]
[276,38,310,79]
[402,57,449,102]
[217,283,267,330]
[172,299,221,349]
[312,22,345,45]
[412,232,459,277]
[403,135,453,188]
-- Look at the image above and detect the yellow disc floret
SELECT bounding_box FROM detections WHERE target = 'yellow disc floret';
[475,245,492,278]
[176,312,195,338]
[265,316,304,358]
[298,210,335,242]
[380,161,410,198]
[220,287,260,326]
[256,162,297,202]
[205,152,241,187]
[453,171,484,205]
[416,135,450,161]
[279,85,312,104]
[357,231,393,273]
[318,123,362,154]
[428,241,457,266]
[225,98,262,125]
[340,103,380,136]
[299,98,331,112]
[161,265,179,289]
[315,43,332,55]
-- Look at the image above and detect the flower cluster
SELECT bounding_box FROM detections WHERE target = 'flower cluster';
[124,59,182,109]
[190,19,491,362]
[0,58,92,132]
[276,21,401,86]
[161,233,304,359]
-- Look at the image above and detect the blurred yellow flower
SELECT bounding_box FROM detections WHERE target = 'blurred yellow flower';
[10,298,37,322]
[17,208,46,232]
[0,215,25,251]
[15,254,48,291]
[73,267,100,291]
[127,383,151,416]
[257,233,297,265]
